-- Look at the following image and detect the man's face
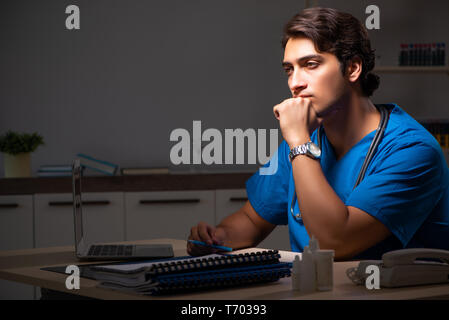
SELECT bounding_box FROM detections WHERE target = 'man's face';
[282,37,350,118]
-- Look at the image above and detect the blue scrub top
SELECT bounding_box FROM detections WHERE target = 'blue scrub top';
[246,104,449,259]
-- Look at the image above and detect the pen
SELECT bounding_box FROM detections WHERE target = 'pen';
[187,240,233,252]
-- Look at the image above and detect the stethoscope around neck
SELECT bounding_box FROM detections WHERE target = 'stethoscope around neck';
[290,104,390,221]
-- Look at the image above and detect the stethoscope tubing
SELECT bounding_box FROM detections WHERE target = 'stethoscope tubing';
[290,105,390,220]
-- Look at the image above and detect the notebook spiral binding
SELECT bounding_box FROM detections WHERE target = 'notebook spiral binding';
[149,262,292,295]
[147,250,282,276]
[94,250,292,296]
[141,250,292,295]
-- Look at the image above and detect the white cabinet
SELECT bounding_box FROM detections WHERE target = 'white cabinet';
[215,189,291,251]
[0,195,35,299]
[0,195,33,250]
[80,193,125,245]
[125,191,215,241]
[34,192,125,248]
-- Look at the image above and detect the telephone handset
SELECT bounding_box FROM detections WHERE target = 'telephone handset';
[382,248,449,267]
[346,248,449,288]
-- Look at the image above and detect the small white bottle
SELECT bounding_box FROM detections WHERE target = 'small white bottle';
[315,250,334,291]
[299,245,316,293]
[291,255,301,291]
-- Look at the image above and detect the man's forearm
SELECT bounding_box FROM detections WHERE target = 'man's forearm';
[216,211,261,249]
[215,223,254,250]
[216,203,275,250]
[291,154,349,248]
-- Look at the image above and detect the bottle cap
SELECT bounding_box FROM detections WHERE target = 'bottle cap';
[309,235,320,252]
[293,254,301,268]
[315,249,335,259]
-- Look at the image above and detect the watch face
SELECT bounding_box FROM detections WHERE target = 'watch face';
[308,142,321,158]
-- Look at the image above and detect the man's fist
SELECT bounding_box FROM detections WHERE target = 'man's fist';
[273,97,321,148]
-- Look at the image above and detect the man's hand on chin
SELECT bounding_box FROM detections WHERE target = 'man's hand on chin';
[273,97,322,148]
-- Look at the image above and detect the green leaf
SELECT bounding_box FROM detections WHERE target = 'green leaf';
[0,130,45,155]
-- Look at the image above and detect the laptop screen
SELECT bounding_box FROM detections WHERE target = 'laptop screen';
[72,159,84,253]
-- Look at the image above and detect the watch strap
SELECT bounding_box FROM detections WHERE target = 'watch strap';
[289,141,320,162]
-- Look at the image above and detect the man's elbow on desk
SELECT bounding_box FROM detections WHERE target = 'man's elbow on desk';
[309,206,392,261]
[311,235,353,261]
[317,235,375,261]
[320,241,361,261]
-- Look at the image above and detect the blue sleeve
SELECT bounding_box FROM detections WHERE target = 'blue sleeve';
[245,140,291,225]
[346,142,449,247]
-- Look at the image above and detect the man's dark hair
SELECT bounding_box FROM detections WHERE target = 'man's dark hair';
[282,7,380,97]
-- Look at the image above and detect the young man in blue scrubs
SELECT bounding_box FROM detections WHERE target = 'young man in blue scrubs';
[187,7,449,260]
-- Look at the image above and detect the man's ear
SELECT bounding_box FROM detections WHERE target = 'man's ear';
[346,57,363,83]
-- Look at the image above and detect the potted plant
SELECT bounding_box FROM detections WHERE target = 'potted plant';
[0,130,44,178]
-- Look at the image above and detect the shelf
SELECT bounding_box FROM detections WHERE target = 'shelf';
[0,172,254,195]
[374,66,449,74]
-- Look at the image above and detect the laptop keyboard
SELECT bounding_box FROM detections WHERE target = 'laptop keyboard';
[88,245,134,257]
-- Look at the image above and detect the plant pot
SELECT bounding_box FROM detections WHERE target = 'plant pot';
[3,152,32,178]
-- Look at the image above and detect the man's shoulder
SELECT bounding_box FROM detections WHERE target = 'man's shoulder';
[383,103,440,150]
[374,104,448,178]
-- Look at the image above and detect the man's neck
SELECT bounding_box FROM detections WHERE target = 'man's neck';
[322,93,380,161]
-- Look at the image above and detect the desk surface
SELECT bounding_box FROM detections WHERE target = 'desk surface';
[1,239,449,300]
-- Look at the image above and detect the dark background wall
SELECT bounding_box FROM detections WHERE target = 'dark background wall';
[1,0,448,176]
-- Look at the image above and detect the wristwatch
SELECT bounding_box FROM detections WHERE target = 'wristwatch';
[289,141,321,162]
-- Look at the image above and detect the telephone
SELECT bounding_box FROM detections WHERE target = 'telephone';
[346,248,449,288]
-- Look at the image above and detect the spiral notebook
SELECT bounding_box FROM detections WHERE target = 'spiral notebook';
[92,250,292,295]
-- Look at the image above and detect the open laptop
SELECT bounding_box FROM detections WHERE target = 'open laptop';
[72,159,174,260]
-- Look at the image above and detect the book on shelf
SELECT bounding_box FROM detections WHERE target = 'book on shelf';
[419,120,449,149]
[76,153,119,176]
[42,250,292,296]
[37,164,73,177]
[39,165,72,172]
[37,171,72,177]
[121,167,170,175]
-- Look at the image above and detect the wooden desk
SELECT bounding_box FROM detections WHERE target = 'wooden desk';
[1,239,449,300]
